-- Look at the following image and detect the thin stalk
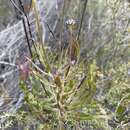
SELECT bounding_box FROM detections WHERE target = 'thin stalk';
[24,9,42,64]
[77,0,88,41]
[10,0,24,15]
[10,0,40,62]
[55,76,65,130]
[18,0,33,58]
[23,18,33,58]
[33,1,51,72]
[59,0,66,67]
[59,0,66,49]
[46,22,57,41]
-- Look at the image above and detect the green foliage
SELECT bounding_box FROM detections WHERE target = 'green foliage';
[18,42,99,130]
[2,0,130,129]
[12,2,103,129]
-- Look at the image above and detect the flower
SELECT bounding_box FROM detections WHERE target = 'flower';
[65,18,78,30]
[18,61,31,81]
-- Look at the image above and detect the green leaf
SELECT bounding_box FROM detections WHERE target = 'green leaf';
[115,93,130,120]
[116,105,125,116]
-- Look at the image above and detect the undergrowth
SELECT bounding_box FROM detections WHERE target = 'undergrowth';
[1,0,130,130]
